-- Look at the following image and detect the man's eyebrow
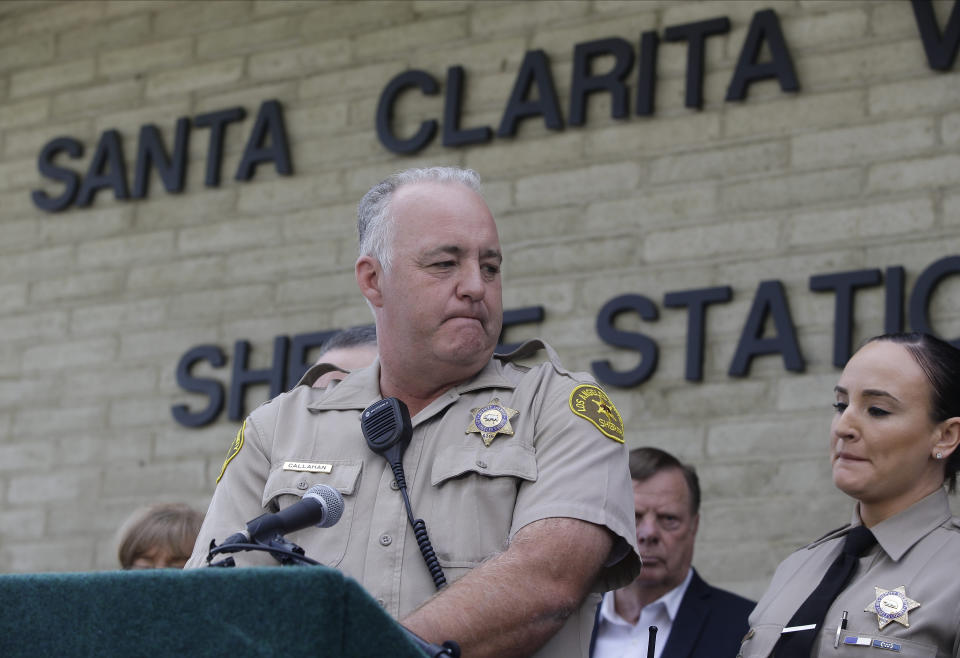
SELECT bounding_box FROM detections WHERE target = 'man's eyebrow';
[422,245,462,259]
[422,246,502,262]
[481,248,502,263]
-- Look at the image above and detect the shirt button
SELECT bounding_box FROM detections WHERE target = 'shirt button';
[296,480,308,490]
[475,460,487,469]
[379,534,392,546]
[390,479,400,490]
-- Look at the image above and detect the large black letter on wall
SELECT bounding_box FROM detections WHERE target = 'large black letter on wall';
[32,137,83,212]
[194,107,246,187]
[885,266,906,334]
[172,345,226,427]
[727,9,799,101]
[809,269,882,367]
[569,37,635,125]
[133,118,189,198]
[729,280,805,376]
[76,130,129,207]
[376,70,439,154]
[910,255,960,347]
[592,294,659,387]
[443,66,492,147]
[235,99,293,181]
[498,306,546,354]
[911,0,960,71]
[498,50,563,137]
[636,31,659,116]
[228,337,289,421]
[286,330,338,390]
[664,286,732,381]
[664,17,730,109]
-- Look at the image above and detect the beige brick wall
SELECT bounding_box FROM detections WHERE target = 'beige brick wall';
[0,0,958,603]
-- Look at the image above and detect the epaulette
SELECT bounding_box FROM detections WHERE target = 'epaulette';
[496,338,572,376]
[296,361,348,388]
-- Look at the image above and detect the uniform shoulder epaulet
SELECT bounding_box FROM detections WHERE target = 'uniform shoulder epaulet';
[496,338,547,362]
[496,338,573,375]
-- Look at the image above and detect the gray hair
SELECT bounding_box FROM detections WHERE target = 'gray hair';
[357,166,483,272]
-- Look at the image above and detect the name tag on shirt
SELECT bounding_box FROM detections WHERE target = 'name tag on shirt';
[844,636,902,652]
[283,461,333,473]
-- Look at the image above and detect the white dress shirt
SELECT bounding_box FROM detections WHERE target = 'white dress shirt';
[593,568,694,658]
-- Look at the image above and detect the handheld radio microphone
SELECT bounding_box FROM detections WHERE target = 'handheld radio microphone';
[361,397,447,589]
[361,397,413,486]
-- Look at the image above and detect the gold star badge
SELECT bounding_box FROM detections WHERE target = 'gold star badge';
[865,586,920,629]
[466,398,518,447]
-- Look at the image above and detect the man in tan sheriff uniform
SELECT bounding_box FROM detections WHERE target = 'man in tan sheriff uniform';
[186,166,642,658]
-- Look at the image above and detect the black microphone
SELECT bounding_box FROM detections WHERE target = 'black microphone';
[223,484,345,545]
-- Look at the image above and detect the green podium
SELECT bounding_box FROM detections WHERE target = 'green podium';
[0,566,426,657]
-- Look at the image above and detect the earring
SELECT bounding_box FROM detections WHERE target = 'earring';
[936,452,943,460]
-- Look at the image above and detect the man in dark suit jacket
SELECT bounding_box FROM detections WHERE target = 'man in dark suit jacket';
[590,448,755,658]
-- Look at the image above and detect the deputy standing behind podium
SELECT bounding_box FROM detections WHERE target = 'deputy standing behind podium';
[739,332,960,658]
[590,448,754,658]
[186,166,642,658]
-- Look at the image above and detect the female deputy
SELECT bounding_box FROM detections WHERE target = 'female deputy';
[738,332,960,658]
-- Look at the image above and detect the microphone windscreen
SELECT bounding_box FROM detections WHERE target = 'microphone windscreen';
[307,484,344,528]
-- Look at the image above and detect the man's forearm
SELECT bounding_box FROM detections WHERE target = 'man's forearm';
[401,517,614,658]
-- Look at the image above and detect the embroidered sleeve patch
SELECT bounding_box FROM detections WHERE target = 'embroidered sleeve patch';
[569,384,624,443]
[216,421,245,483]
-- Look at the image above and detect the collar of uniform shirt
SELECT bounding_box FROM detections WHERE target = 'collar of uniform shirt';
[600,567,694,628]
[852,488,952,562]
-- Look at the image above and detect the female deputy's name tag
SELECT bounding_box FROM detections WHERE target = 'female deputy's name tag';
[843,636,901,652]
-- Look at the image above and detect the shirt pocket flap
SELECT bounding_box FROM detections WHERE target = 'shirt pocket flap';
[430,444,538,486]
[262,459,363,508]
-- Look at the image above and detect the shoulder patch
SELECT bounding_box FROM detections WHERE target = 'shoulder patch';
[216,421,245,483]
[569,384,624,443]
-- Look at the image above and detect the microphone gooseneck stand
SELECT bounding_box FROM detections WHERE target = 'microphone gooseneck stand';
[205,534,321,567]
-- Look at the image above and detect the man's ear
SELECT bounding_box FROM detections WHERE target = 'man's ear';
[356,256,384,308]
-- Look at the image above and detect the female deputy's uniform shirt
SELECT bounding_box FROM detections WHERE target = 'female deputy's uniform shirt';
[739,489,960,658]
[187,339,641,658]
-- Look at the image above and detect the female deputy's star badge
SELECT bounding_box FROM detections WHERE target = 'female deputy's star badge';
[466,398,518,446]
[865,586,920,629]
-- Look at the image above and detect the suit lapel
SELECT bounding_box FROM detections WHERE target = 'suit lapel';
[660,570,710,658]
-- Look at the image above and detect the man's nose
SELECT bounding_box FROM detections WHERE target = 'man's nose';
[636,518,660,544]
[457,262,486,301]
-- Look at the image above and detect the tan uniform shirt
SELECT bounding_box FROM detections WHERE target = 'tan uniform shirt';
[188,340,641,658]
[739,489,960,658]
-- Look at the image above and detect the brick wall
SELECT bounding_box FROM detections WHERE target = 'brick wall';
[0,0,958,600]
